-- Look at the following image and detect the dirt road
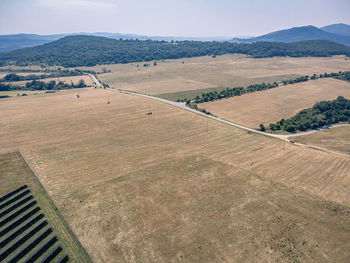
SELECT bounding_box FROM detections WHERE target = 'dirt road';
[88,74,349,146]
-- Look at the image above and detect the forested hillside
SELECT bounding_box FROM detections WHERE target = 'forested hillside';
[1,35,350,67]
[267,96,350,132]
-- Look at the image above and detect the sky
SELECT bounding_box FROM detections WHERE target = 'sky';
[0,0,350,37]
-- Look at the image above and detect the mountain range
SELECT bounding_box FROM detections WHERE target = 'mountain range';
[0,33,230,53]
[1,34,349,68]
[232,24,350,46]
[0,23,349,54]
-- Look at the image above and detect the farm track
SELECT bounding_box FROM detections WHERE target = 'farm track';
[91,74,348,138]
[89,74,349,157]
[120,90,350,158]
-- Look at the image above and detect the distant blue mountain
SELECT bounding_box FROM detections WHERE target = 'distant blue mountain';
[232,25,350,46]
[321,23,350,37]
[2,24,350,54]
[0,33,230,53]
[0,34,67,53]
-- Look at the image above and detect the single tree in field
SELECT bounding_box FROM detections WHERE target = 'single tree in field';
[259,124,266,132]
[77,79,86,88]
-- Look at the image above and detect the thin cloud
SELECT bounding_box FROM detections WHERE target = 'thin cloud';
[37,0,119,12]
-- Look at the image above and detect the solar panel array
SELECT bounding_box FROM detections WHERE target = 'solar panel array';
[0,185,69,262]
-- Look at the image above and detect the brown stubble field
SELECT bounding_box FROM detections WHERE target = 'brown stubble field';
[292,125,350,154]
[0,88,349,262]
[202,78,350,129]
[88,54,350,99]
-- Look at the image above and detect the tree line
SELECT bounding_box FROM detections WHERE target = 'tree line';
[1,35,350,67]
[0,79,86,91]
[263,96,350,133]
[0,69,91,82]
[178,71,350,104]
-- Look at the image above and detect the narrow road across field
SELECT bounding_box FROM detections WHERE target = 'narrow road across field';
[88,74,102,88]
[114,89,289,140]
[88,74,349,152]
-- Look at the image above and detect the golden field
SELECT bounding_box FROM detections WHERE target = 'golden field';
[201,78,350,129]
[0,88,349,262]
[293,125,350,154]
[87,54,350,99]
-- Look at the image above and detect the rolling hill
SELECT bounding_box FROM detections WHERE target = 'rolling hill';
[2,24,349,54]
[233,25,350,46]
[0,33,229,53]
[1,35,350,67]
[0,34,67,53]
[321,23,350,37]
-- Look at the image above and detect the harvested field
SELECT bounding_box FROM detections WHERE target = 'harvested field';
[0,89,349,262]
[202,78,350,129]
[0,88,82,98]
[0,90,56,97]
[292,125,350,154]
[88,55,350,99]
[3,75,93,86]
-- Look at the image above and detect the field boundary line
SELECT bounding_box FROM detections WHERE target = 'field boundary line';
[17,150,93,263]
[293,142,350,158]
[108,88,288,140]
[88,74,350,157]
[112,89,350,158]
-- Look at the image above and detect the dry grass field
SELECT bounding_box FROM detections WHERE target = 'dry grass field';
[292,125,350,154]
[0,88,349,262]
[3,75,94,86]
[86,55,350,99]
[0,90,55,97]
[202,78,350,129]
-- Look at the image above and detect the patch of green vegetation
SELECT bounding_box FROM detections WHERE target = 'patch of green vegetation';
[268,96,350,133]
[176,71,350,104]
[0,69,90,82]
[1,35,350,67]
[0,79,87,91]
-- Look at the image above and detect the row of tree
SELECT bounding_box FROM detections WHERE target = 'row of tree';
[0,69,88,82]
[0,79,86,91]
[178,71,350,104]
[264,96,350,132]
[282,76,309,85]
[1,35,350,67]
[188,83,279,103]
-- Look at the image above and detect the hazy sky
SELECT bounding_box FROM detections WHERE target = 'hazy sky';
[1,0,350,37]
